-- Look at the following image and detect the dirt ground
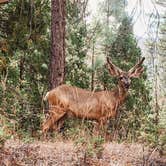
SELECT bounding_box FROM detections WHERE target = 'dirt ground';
[0,139,165,166]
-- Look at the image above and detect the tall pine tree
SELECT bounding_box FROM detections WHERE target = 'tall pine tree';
[49,0,66,89]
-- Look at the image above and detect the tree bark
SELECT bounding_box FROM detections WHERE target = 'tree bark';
[49,0,66,89]
[19,54,25,89]
[91,41,95,91]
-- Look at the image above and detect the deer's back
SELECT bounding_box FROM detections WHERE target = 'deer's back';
[47,84,99,105]
[47,85,102,118]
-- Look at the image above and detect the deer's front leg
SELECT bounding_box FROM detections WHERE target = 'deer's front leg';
[94,117,111,140]
[98,117,108,129]
[92,117,107,136]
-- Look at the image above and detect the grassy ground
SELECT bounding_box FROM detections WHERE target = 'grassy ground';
[0,139,165,166]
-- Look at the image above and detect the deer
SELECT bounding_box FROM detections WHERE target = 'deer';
[42,57,145,134]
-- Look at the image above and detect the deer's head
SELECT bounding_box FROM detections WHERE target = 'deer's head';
[107,57,145,89]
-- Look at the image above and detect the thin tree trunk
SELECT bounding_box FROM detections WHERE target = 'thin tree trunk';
[103,0,110,90]
[154,65,159,125]
[19,54,25,89]
[91,41,95,91]
[49,0,66,89]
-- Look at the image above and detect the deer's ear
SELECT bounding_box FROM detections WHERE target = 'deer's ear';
[106,57,122,77]
[128,57,145,78]
[129,66,144,78]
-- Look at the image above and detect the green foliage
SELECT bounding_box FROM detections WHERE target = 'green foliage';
[146,10,166,151]
[0,0,50,134]
[158,12,166,118]
[75,135,104,159]
[154,11,166,153]
[0,116,12,148]
[0,130,9,148]
[65,0,90,89]
[62,118,94,140]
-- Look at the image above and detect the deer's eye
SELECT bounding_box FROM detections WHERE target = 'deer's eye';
[119,76,123,80]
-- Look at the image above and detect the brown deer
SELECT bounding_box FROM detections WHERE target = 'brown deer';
[0,0,9,4]
[42,57,145,133]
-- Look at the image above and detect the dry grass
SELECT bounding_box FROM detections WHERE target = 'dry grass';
[0,139,165,166]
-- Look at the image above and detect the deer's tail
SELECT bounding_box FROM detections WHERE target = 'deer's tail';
[43,92,49,101]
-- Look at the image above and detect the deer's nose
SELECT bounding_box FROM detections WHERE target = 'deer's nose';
[125,83,130,89]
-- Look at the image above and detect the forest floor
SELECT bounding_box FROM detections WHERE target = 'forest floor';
[0,139,166,166]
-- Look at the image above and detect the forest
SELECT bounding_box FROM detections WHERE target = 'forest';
[0,0,165,165]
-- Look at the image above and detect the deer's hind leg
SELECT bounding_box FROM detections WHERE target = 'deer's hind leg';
[42,106,67,134]
[53,112,68,132]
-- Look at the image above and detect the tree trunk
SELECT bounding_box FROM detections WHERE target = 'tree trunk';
[49,0,66,89]
[19,54,25,89]
[91,41,95,91]
[103,0,110,90]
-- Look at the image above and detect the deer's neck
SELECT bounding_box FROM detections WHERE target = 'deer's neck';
[117,83,128,105]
